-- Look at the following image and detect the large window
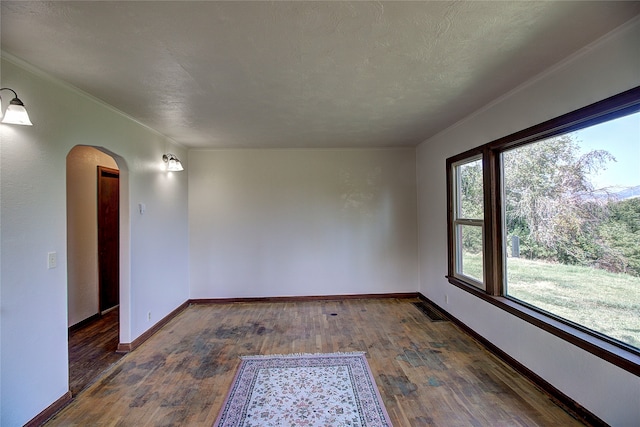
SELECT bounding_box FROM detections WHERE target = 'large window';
[446,87,640,375]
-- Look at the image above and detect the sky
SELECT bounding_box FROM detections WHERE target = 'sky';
[574,111,640,190]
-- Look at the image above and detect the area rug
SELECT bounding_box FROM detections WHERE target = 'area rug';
[213,352,392,427]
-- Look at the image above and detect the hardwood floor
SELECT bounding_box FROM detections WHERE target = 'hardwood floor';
[68,308,123,396]
[48,299,584,426]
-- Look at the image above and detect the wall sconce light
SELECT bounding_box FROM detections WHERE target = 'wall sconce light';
[0,88,33,126]
[162,153,184,172]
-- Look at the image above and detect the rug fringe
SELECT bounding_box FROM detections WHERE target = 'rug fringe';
[240,351,366,360]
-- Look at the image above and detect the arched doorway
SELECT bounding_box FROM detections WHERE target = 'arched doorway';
[66,145,129,395]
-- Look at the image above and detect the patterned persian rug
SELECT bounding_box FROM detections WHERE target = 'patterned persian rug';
[213,352,392,427]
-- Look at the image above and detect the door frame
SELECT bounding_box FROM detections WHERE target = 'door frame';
[97,166,120,313]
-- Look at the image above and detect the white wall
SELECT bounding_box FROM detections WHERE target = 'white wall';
[416,18,640,426]
[189,148,419,298]
[0,55,189,426]
[67,146,119,327]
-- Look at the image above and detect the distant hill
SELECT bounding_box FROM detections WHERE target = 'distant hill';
[614,185,640,200]
[589,185,640,201]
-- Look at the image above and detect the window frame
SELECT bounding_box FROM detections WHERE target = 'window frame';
[446,86,640,376]
[450,155,486,289]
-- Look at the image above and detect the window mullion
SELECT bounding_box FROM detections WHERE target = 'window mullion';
[482,147,502,296]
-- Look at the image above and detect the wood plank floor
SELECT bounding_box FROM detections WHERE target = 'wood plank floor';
[68,308,123,396]
[47,299,584,426]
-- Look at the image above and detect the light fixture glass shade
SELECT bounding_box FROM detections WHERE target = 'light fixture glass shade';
[167,158,184,171]
[163,153,184,171]
[1,99,33,126]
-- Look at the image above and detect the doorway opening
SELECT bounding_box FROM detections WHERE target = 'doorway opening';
[66,146,128,395]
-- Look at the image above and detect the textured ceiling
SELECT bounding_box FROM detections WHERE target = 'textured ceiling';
[1,1,639,148]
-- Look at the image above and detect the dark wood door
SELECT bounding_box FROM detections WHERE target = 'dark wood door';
[98,166,119,312]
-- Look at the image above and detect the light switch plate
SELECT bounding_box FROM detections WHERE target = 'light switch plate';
[48,252,57,269]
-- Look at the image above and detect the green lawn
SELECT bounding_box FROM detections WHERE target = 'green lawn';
[462,253,640,349]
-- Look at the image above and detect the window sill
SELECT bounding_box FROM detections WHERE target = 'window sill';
[447,275,640,376]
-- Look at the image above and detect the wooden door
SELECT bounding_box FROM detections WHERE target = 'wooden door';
[97,166,119,313]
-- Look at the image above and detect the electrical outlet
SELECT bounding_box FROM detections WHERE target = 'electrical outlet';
[445,295,449,304]
[47,252,57,269]
[147,311,152,321]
